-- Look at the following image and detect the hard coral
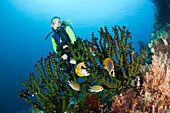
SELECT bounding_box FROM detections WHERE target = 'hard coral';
[18,53,80,113]
[19,26,146,112]
[110,88,140,113]
[79,26,146,94]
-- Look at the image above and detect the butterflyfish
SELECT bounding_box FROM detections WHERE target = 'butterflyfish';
[75,62,90,77]
[103,58,115,77]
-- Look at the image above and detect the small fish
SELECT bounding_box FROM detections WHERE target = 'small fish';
[103,58,115,77]
[70,58,76,64]
[63,45,68,49]
[89,85,104,92]
[75,62,90,77]
[61,54,68,60]
[68,80,80,91]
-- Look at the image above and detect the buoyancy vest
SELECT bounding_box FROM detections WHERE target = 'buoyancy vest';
[51,25,76,53]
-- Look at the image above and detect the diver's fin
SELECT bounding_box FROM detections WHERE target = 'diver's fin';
[45,31,53,40]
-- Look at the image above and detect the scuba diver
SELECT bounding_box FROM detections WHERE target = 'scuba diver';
[45,16,76,54]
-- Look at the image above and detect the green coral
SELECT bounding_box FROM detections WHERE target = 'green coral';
[69,26,146,94]
[19,55,80,113]
[18,26,146,112]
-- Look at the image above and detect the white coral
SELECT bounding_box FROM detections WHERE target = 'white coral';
[142,53,169,94]
[140,52,170,109]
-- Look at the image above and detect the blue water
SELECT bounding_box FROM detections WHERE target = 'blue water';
[0,0,154,113]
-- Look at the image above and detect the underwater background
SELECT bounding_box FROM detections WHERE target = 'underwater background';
[0,0,159,113]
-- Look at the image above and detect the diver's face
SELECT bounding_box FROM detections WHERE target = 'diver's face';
[51,18,61,30]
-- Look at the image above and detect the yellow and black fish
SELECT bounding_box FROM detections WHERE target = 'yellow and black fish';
[103,58,115,77]
[75,62,90,77]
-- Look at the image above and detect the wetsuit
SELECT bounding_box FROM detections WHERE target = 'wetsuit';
[51,25,76,54]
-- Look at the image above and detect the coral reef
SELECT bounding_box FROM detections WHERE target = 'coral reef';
[18,1,170,112]
[18,54,81,113]
[68,26,146,93]
[97,52,170,113]
[145,27,170,65]
[110,88,139,113]
[148,25,170,55]
[144,21,170,65]
[144,0,170,65]
[18,26,146,112]
[139,52,170,112]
